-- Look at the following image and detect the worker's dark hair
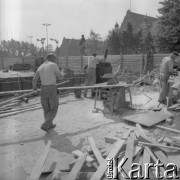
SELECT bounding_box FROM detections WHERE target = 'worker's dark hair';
[172,51,179,57]
[46,53,57,62]
[92,53,97,57]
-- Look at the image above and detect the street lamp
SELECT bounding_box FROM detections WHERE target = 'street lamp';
[37,38,46,49]
[50,38,59,56]
[42,23,51,51]
[27,35,33,44]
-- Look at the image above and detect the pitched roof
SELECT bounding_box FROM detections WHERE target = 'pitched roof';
[120,10,158,34]
[59,37,81,56]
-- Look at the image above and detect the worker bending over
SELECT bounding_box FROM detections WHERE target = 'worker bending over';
[84,53,98,97]
[33,54,64,132]
[158,52,179,104]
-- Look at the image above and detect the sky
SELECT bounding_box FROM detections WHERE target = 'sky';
[0,0,162,48]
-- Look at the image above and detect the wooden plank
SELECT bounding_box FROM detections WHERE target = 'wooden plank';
[66,153,87,180]
[121,127,135,139]
[0,106,42,119]
[105,128,135,144]
[0,80,69,106]
[168,103,180,110]
[138,141,180,151]
[142,148,150,176]
[88,137,104,164]
[90,139,125,180]
[123,111,170,127]
[135,124,155,143]
[153,150,171,167]
[123,132,135,174]
[135,124,170,152]
[119,132,136,180]
[166,151,180,169]
[134,146,143,158]
[27,141,51,180]
[155,125,180,134]
[58,81,130,90]
[144,146,165,174]
[72,150,94,163]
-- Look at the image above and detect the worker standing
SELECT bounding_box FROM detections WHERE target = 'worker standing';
[158,52,179,104]
[84,53,98,97]
[32,54,64,132]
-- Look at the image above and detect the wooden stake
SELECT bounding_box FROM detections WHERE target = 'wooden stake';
[88,137,104,164]
[66,153,87,180]
[27,141,51,180]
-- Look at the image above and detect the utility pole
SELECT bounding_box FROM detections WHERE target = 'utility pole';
[42,23,51,52]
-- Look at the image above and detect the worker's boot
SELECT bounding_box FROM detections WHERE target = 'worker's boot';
[40,123,49,133]
[48,123,56,129]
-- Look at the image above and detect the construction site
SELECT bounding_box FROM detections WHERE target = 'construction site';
[0,0,180,180]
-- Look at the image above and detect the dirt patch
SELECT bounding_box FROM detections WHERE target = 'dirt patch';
[0,89,179,177]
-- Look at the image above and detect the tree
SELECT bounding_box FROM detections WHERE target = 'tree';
[0,40,39,57]
[157,0,180,52]
[107,29,120,54]
[134,29,143,53]
[85,30,105,55]
[124,23,135,54]
[143,32,154,53]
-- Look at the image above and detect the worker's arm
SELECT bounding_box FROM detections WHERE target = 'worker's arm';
[32,70,40,90]
[169,61,178,75]
[54,64,64,81]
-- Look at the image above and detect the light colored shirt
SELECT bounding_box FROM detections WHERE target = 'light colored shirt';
[160,57,174,78]
[88,56,98,69]
[33,61,63,85]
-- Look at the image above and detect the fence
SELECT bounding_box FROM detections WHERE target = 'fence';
[58,53,166,74]
[0,53,169,72]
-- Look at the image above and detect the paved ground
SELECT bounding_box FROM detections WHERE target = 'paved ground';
[0,88,179,178]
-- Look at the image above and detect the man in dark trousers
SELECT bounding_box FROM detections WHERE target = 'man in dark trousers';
[84,53,98,97]
[158,52,179,104]
[32,53,64,132]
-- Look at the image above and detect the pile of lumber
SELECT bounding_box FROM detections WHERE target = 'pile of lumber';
[133,68,160,85]
[39,124,180,180]
[168,103,180,111]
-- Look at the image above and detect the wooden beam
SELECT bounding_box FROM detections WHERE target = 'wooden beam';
[144,146,165,174]
[142,148,150,176]
[120,132,135,180]
[153,150,171,167]
[27,141,51,180]
[66,153,87,180]
[88,137,104,164]
[90,139,125,180]
[0,80,69,106]
[0,106,42,119]
[138,141,180,151]
[123,132,135,174]
[155,125,180,134]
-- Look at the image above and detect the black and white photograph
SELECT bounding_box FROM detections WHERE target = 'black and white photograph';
[0,0,180,179]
